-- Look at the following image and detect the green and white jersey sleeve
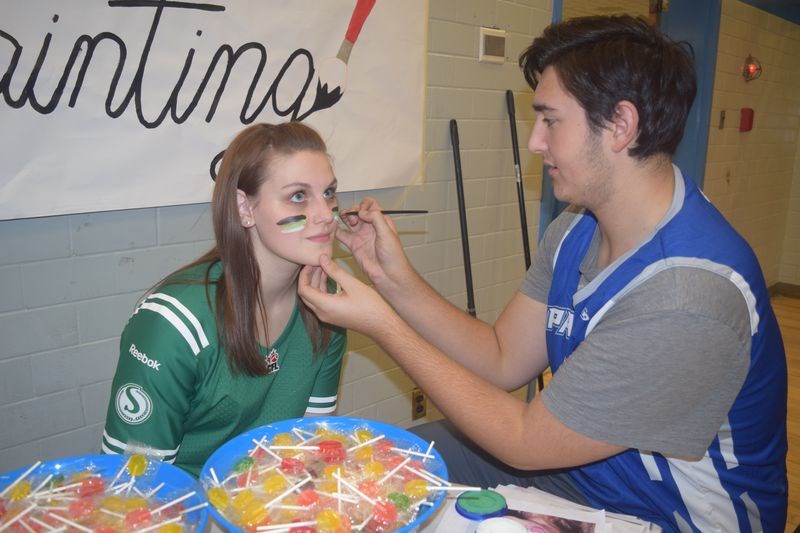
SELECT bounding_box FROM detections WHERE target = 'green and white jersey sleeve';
[306,327,347,415]
[102,289,208,464]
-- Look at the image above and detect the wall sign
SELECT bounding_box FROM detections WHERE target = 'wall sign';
[0,1,427,219]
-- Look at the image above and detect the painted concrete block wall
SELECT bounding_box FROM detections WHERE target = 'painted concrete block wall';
[704,0,800,286]
[0,0,548,473]
[780,113,800,284]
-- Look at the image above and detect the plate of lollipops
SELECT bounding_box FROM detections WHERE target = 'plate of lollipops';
[200,416,459,533]
[0,453,208,532]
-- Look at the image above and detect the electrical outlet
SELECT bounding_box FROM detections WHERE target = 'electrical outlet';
[412,388,427,420]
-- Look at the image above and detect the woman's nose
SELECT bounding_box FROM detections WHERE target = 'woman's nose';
[311,201,335,223]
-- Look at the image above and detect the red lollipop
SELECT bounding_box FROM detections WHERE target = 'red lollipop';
[317,440,346,464]
[78,476,105,497]
[124,507,151,529]
[68,497,95,519]
[280,457,305,475]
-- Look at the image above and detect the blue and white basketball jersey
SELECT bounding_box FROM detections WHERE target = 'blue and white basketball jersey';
[545,167,787,531]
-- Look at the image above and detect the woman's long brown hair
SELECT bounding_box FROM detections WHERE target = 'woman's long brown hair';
[167,122,333,376]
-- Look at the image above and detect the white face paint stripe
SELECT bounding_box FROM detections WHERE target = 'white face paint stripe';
[148,292,209,348]
[139,301,201,355]
[277,215,307,233]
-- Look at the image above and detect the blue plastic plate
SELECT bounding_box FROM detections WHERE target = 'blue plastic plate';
[0,454,208,531]
[201,416,448,533]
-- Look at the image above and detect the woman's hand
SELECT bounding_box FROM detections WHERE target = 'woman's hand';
[298,255,396,338]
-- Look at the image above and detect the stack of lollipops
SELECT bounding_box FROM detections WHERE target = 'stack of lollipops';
[200,417,451,533]
[0,453,208,532]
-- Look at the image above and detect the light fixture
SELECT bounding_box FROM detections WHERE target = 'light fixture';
[742,54,762,82]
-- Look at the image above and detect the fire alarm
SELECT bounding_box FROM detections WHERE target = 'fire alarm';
[740,108,754,132]
[742,54,762,82]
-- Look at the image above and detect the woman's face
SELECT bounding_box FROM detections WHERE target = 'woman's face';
[238,150,338,269]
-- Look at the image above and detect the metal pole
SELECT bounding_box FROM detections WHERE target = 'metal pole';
[449,119,476,317]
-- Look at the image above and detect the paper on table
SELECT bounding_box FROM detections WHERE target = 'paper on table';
[494,485,661,533]
[420,485,661,533]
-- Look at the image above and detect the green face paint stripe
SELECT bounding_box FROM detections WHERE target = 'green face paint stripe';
[277,214,307,233]
[277,214,306,226]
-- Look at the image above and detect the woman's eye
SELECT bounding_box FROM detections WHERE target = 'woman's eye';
[290,191,306,203]
[323,188,337,200]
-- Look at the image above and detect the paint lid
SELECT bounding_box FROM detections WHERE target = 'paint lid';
[455,489,508,520]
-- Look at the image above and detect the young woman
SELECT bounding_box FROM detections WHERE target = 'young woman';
[102,122,346,476]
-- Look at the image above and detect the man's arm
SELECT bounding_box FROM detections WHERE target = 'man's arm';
[299,256,625,470]
[337,200,549,389]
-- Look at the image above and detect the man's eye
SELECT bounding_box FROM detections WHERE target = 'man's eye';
[290,191,305,203]
[543,118,554,127]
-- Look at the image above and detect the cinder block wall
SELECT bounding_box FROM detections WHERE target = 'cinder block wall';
[704,0,800,286]
[0,0,549,472]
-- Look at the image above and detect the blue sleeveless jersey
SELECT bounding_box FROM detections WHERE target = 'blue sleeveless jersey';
[545,168,787,531]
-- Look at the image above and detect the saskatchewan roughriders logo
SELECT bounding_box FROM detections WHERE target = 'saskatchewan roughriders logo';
[115,383,153,425]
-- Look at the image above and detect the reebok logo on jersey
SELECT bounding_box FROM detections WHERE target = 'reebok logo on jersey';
[546,306,574,338]
[115,383,153,425]
[129,343,161,371]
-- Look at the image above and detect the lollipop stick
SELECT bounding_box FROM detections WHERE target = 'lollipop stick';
[137,515,182,533]
[0,461,41,497]
[347,434,384,452]
[378,457,411,484]
[263,475,312,508]
[151,490,196,515]
[0,503,37,532]
[257,520,316,531]
[47,513,94,532]
[332,472,376,506]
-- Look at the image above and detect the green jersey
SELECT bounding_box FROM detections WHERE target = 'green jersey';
[102,262,346,476]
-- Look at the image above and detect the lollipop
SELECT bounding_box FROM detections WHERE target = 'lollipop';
[0,455,208,532]
[201,417,457,532]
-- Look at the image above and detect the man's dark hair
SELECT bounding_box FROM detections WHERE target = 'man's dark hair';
[519,15,696,159]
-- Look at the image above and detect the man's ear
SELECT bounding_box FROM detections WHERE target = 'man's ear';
[609,100,639,154]
[237,189,254,228]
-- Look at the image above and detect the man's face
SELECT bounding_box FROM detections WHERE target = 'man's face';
[528,66,614,209]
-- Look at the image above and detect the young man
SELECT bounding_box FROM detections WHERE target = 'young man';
[298,15,788,531]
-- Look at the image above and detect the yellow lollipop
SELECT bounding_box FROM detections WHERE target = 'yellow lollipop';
[316,509,343,533]
[124,496,149,511]
[353,445,373,462]
[362,460,385,479]
[354,429,373,443]
[322,464,343,480]
[127,454,148,477]
[404,478,428,498]
[207,486,229,510]
[8,480,31,501]
[158,524,184,533]
[262,473,287,495]
[239,499,268,528]
[231,489,255,512]
[100,495,128,513]
[271,432,294,446]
